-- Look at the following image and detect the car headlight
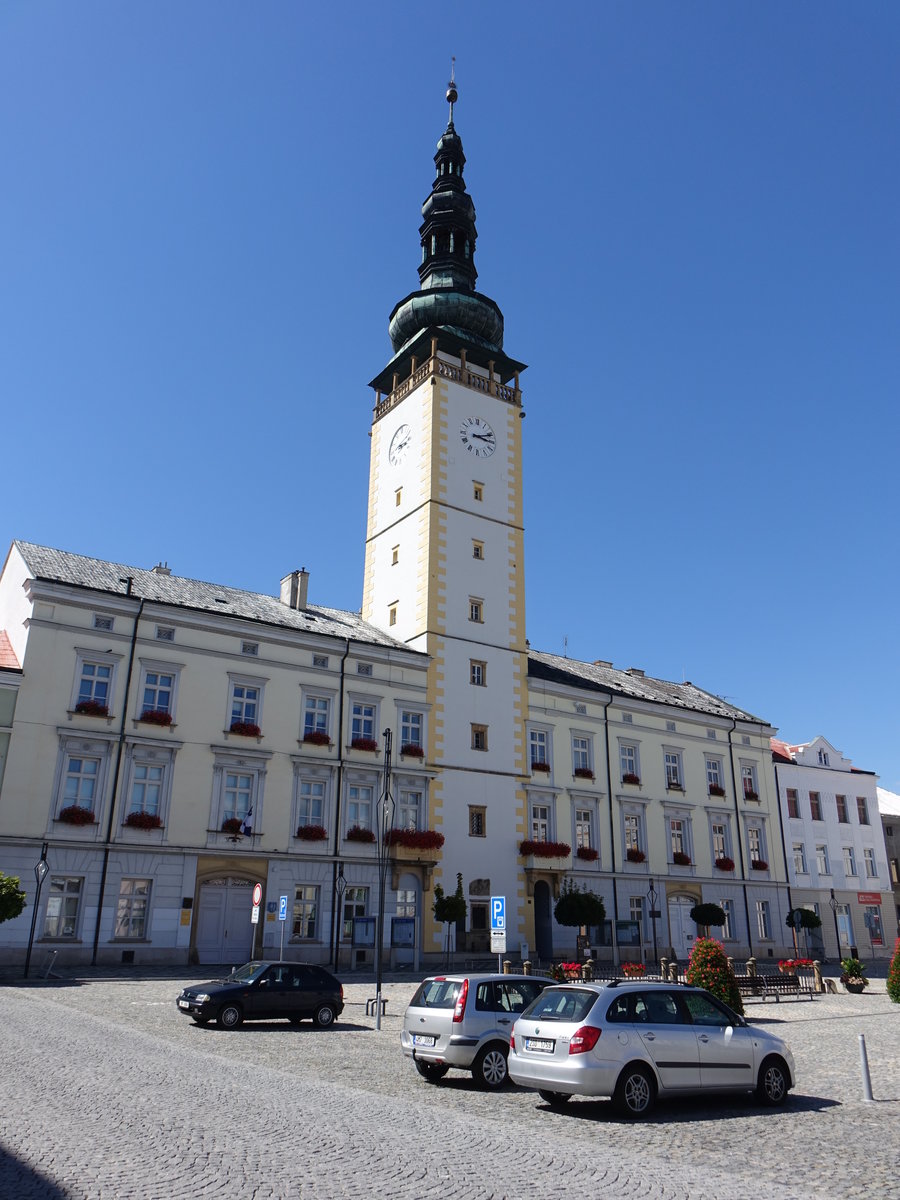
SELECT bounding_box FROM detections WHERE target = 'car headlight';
[194,993,210,1003]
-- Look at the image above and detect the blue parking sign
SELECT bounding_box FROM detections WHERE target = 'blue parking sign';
[490,896,505,931]
[278,895,288,921]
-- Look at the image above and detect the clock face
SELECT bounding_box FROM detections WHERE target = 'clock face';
[459,416,496,458]
[389,424,411,466]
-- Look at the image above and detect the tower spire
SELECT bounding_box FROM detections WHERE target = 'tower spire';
[447,57,457,126]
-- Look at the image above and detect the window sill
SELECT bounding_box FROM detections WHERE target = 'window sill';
[132,719,178,732]
[67,709,115,724]
[224,729,264,743]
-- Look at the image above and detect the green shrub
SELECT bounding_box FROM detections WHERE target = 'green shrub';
[554,878,605,928]
[0,872,27,924]
[684,936,744,1016]
[887,937,900,1005]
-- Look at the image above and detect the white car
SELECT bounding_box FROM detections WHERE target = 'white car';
[509,980,795,1116]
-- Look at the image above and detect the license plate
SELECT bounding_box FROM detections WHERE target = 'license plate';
[525,1037,555,1053]
[178,999,190,1009]
[413,1034,436,1047]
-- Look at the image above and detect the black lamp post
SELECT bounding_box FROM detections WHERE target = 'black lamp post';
[333,864,347,971]
[23,842,49,980]
[647,877,659,969]
[374,728,395,1031]
[829,888,840,962]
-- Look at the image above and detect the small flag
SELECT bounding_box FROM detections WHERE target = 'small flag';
[240,807,253,836]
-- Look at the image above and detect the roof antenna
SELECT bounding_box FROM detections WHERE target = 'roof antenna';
[446,57,457,125]
[563,635,568,659]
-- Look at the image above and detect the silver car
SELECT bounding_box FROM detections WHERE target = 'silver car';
[401,973,548,1088]
[509,981,795,1116]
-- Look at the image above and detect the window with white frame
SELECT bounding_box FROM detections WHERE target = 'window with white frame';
[471,724,488,752]
[706,757,723,792]
[128,761,164,819]
[793,842,808,874]
[398,788,422,831]
[856,796,870,825]
[741,763,758,799]
[531,803,550,842]
[138,660,180,720]
[210,751,267,833]
[864,905,883,944]
[748,825,763,862]
[228,675,264,731]
[529,729,549,767]
[817,748,829,766]
[341,886,368,939]
[720,898,735,940]
[303,694,331,738]
[756,899,771,940]
[296,778,325,830]
[224,772,253,822]
[843,846,857,876]
[400,710,423,750]
[815,844,829,874]
[351,701,376,743]
[469,660,486,686]
[620,743,640,782]
[572,736,591,776]
[291,885,318,939]
[664,751,683,789]
[115,878,151,939]
[786,788,800,818]
[43,876,83,938]
[346,784,373,831]
[575,807,593,851]
[469,598,483,623]
[469,806,486,837]
[864,848,877,878]
[61,754,102,814]
[711,822,728,860]
[624,812,643,853]
[73,654,116,713]
[629,896,646,941]
[669,818,688,859]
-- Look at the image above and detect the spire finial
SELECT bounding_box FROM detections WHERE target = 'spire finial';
[446,57,457,125]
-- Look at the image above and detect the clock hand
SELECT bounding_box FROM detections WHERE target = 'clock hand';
[472,433,495,442]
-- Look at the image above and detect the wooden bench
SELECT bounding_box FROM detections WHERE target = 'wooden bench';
[736,973,815,1002]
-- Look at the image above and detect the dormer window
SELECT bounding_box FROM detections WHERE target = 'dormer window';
[817,749,829,766]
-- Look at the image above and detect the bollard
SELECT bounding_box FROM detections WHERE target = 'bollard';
[668,962,677,982]
[859,1034,874,1102]
[747,957,757,977]
[502,959,511,975]
[813,960,823,994]
[727,956,734,973]
[523,959,532,976]
[660,957,669,981]
[584,958,593,982]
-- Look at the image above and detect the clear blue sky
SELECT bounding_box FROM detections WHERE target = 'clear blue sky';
[2,3,898,786]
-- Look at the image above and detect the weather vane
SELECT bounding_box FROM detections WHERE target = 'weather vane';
[446,56,457,123]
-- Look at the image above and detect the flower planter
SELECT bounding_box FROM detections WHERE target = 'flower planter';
[221,817,244,835]
[345,825,376,844]
[351,737,379,753]
[530,761,551,774]
[58,805,97,826]
[844,980,867,994]
[621,774,641,786]
[672,852,692,867]
[295,824,328,842]
[229,721,261,738]
[750,860,769,871]
[386,829,444,851]
[708,785,726,797]
[139,709,173,727]
[714,856,735,871]
[124,811,163,830]
[576,846,599,862]
[302,731,331,747]
[573,768,595,781]
[625,848,646,864]
[75,700,109,717]
[400,744,424,759]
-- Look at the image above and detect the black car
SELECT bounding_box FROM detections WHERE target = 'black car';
[176,960,344,1029]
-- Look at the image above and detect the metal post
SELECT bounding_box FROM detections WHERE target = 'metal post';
[333,866,346,972]
[24,843,50,980]
[647,878,659,968]
[829,889,841,962]
[859,1034,874,1102]
[374,728,394,1032]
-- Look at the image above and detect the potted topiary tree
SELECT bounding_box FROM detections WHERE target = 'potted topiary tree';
[690,902,726,937]
[684,936,744,1015]
[887,937,900,1005]
[839,957,869,993]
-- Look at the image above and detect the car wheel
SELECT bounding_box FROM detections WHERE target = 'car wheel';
[191,1016,210,1026]
[756,1056,790,1106]
[313,1003,336,1028]
[415,1061,449,1083]
[613,1063,656,1117]
[473,1043,509,1090]
[538,1089,572,1108]
[217,1004,243,1030]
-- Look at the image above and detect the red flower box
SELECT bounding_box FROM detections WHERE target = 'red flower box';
[714,856,735,871]
[302,730,331,746]
[672,851,692,866]
[58,804,97,826]
[139,709,172,727]
[750,859,768,871]
[573,767,595,780]
[530,760,551,773]
[124,811,163,830]
[622,773,641,786]
[518,839,571,858]
[626,847,646,863]
[351,737,379,752]
[230,721,261,738]
[576,846,599,862]
[221,817,243,834]
[75,699,109,717]
[386,829,445,850]
[622,962,646,977]
[744,789,759,801]
[295,824,328,841]
[708,784,726,797]
[400,743,424,758]
[345,825,376,844]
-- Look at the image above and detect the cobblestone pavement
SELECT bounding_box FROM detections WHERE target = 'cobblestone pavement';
[1,971,898,1199]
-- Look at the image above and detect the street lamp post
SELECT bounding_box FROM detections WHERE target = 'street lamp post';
[829,889,840,963]
[333,864,347,971]
[23,842,49,980]
[374,728,395,1032]
[647,878,659,970]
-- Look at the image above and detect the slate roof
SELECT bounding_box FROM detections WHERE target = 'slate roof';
[0,630,20,671]
[528,649,768,724]
[14,541,419,653]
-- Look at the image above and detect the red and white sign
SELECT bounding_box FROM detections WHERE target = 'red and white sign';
[252,883,263,907]
[857,892,882,905]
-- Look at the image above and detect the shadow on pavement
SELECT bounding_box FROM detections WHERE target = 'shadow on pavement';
[532,1090,840,1122]
[0,1147,70,1199]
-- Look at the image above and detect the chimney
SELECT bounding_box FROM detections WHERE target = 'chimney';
[152,562,171,576]
[626,667,645,677]
[280,568,309,611]
[593,660,612,668]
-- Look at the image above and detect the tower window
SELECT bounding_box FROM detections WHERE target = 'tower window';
[395,488,402,507]
[471,724,488,752]
[389,606,397,627]
[391,546,399,565]
[469,599,483,624]
[470,660,486,686]
[472,541,484,560]
[473,482,483,502]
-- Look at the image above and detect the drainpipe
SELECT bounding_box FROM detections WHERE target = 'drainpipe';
[773,760,795,954]
[92,580,144,965]
[602,695,619,968]
[727,718,754,958]
[329,639,352,966]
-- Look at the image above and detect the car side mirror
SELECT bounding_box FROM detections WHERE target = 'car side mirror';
[258,978,269,987]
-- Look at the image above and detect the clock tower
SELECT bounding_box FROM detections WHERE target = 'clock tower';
[363,76,530,950]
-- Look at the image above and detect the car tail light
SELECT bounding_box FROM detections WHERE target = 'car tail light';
[452,978,469,1023]
[509,1032,516,1050]
[568,1026,601,1055]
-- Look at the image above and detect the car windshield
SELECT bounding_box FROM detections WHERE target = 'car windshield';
[520,987,597,1023]
[410,979,462,1008]
[229,961,267,983]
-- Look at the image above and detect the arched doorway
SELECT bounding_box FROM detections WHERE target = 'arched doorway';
[195,876,258,965]
[666,894,698,960]
[534,880,553,962]
[393,873,420,968]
